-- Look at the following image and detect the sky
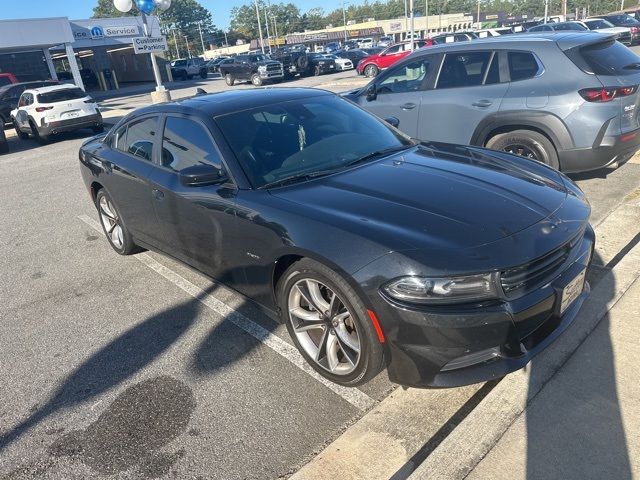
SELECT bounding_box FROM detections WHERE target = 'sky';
[0,0,345,30]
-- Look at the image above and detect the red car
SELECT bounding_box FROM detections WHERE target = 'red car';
[0,73,19,88]
[356,40,433,77]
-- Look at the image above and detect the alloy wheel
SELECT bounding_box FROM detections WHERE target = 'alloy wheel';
[99,195,124,249]
[287,278,361,375]
[502,144,538,160]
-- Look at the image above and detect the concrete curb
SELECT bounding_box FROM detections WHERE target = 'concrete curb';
[409,220,640,479]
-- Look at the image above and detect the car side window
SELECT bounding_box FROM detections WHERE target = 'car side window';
[508,52,540,81]
[121,117,157,161]
[436,51,493,89]
[17,94,27,107]
[377,59,431,94]
[161,117,222,172]
[385,45,402,55]
[113,124,127,151]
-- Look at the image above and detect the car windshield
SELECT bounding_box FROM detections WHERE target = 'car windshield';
[215,95,413,188]
[607,14,639,25]
[37,88,86,103]
[586,19,614,29]
[554,22,587,31]
[250,54,268,62]
[173,60,187,66]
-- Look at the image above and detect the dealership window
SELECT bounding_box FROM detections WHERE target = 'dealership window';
[161,117,222,172]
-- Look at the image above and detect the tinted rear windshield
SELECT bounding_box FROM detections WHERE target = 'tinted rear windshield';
[604,14,640,26]
[37,88,86,103]
[577,39,640,76]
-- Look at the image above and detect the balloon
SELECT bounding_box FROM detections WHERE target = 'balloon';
[135,0,156,15]
[113,0,133,12]
[154,0,172,11]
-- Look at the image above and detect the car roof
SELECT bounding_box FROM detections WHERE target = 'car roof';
[131,88,334,119]
[23,83,81,94]
[407,32,611,54]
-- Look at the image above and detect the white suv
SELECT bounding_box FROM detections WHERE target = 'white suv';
[11,84,103,144]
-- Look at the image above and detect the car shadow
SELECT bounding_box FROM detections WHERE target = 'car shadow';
[3,129,100,155]
[567,166,618,181]
[525,250,632,479]
[0,283,218,454]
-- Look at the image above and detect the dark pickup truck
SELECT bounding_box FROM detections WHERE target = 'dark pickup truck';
[219,54,284,86]
[270,45,310,78]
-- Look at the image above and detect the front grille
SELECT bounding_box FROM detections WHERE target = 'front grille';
[500,232,583,296]
[266,64,281,72]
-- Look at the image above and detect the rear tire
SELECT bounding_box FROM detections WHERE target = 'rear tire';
[225,74,235,86]
[200,69,208,79]
[277,258,385,387]
[95,189,140,255]
[0,119,8,154]
[29,120,48,145]
[364,64,379,78]
[485,129,559,170]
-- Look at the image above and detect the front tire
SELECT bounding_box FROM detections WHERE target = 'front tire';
[225,73,235,86]
[313,65,321,76]
[14,118,29,140]
[278,258,384,386]
[251,73,263,86]
[485,129,559,169]
[200,69,208,79]
[364,64,379,78]
[96,189,139,255]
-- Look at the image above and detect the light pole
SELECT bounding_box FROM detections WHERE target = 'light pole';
[254,0,265,54]
[197,21,206,55]
[264,8,272,53]
[425,0,429,37]
[171,26,179,58]
[544,0,549,23]
[342,0,349,42]
[409,0,415,50]
[113,0,172,103]
[476,0,480,28]
[183,35,191,58]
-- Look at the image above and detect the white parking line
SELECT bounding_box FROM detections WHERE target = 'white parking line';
[78,214,377,411]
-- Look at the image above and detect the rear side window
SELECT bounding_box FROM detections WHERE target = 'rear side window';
[119,117,158,162]
[508,52,540,81]
[577,40,640,76]
[37,88,86,103]
[436,51,493,89]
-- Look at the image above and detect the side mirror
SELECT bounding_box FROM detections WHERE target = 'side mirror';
[384,116,400,128]
[180,163,228,187]
[365,83,377,102]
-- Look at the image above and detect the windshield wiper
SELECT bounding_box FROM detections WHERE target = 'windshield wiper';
[344,144,414,167]
[259,170,335,189]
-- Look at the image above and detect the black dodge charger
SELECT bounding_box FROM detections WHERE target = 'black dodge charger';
[79,88,593,388]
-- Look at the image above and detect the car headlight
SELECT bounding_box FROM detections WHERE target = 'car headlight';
[382,273,501,304]
[258,65,267,72]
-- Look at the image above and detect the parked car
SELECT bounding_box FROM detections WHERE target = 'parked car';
[270,44,310,77]
[346,33,640,173]
[0,80,58,125]
[11,84,102,144]
[356,40,433,77]
[574,19,631,44]
[307,53,337,75]
[358,38,375,49]
[78,88,593,388]
[430,32,477,44]
[325,54,354,70]
[527,21,587,32]
[218,53,284,86]
[171,58,208,80]
[335,49,370,66]
[325,42,341,53]
[590,14,640,44]
[475,27,515,38]
[206,56,230,73]
[343,40,360,50]
[0,117,7,154]
[403,32,422,41]
[378,35,394,47]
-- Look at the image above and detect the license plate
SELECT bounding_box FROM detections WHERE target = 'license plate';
[63,111,80,119]
[560,268,586,314]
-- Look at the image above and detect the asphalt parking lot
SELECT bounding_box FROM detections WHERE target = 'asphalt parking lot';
[1,70,640,479]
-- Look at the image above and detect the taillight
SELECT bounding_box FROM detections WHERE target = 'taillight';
[35,106,53,112]
[579,85,638,102]
[631,26,638,34]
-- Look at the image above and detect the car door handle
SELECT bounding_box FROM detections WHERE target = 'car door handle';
[401,103,417,110]
[472,100,493,108]
[152,189,165,200]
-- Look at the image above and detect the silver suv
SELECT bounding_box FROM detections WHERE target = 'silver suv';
[346,33,640,172]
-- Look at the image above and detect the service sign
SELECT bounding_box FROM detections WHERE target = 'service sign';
[132,36,168,54]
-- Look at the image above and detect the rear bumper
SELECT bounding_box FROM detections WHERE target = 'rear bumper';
[558,127,640,173]
[40,113,102,136]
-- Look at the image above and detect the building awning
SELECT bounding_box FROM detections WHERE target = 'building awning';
[0,17,74,53]
[285,27,385,44]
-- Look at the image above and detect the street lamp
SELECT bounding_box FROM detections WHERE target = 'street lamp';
[113,0,172,103]
[342,0,350,42]
[184,35,192,58]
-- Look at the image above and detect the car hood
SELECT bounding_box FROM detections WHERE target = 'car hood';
[257,60,281,66]
[271,144,568,251]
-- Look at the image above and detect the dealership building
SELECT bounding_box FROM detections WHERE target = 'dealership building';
[0,16,168,91]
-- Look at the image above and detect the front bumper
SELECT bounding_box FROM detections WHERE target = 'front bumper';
[357,224,594,388]
[40,113,102,136]
[559,126,640,173]
[258,70,284,79]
